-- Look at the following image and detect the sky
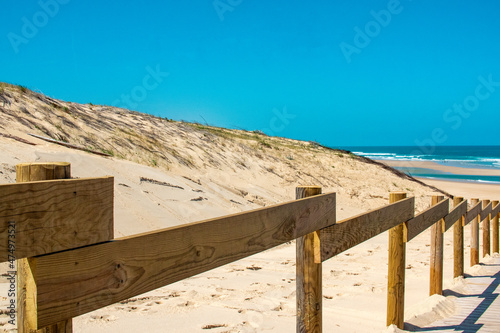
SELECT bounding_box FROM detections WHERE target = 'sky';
[1,0,500,147]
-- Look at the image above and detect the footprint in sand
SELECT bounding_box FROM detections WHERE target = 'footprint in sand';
[178,300,196,307]
[246,265,262,271]
[330,270,343,277]
[271,302,286,311]
[90,315,117,322]
[229,268,245,272]
[201,323,228,330]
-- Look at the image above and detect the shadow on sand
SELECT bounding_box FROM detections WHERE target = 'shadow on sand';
[404,262,500,333]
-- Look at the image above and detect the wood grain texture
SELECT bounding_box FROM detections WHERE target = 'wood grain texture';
[0,177,114,262]
[493,201,499,254]
[430,196,445,296]
[386,192,407,329]
[296,186,322,333]
[491,202,500,219]
[16,163,75,333]
[32,192,336,328]
[470,199,480,266]
[482,200,491,258]
[453,197,465,279]
[16,162,71,183]
[480,201,492,222]
[444,200,467,232]
[319,197,414,262]
[405,198,449,242]
[18,257,37,333]
[464,202,482,226]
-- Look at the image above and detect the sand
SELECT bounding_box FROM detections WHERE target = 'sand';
[0,86,499,332]
[0,150,496,333]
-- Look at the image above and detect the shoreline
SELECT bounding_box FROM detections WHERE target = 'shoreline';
[417,178,500,200]
[376,159,500,199]
[377,160,500,176]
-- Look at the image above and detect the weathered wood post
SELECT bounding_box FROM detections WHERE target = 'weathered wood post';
[453,197,464,278]
[386,192,407,329]
[471,198,480,266]
[430,195,445,296]
[482,199,491,258]
[493,200,499,254]
[16,162,73,333]
[296,186,322,333]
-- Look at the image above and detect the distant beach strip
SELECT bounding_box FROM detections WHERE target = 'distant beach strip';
[343,146,500,184]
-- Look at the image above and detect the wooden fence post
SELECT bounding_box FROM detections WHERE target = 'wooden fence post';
[296,186,322,333]
[493,200,499,254]
[386,192,407,329]
[471,198,480,266]
[16,163,73,333]
[430,195,445,296]
[482,199,491,258]
[453,197,464,278]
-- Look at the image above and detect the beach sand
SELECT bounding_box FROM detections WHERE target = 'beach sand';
[0,148,497,333]
[1,151,496,333]
[0,87,498,332]
[67,170,498,333]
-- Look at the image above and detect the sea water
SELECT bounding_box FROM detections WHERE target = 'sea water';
[341,146,500,184]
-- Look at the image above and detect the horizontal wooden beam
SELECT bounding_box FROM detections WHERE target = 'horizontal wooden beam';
[444,200,467,232]
[405,198,449,242]
[31,192,336,328]
[0,177,114,262]
[319,197,414,262]
[491,202,500,218]
[465,202,482,226]
[480,202,492,221]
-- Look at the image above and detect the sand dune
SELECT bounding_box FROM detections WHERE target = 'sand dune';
[0,84,498,332]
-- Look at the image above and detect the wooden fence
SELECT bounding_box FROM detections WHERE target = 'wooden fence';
[1,162,499,332]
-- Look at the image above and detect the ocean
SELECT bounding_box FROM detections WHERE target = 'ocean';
[341,146,500,184]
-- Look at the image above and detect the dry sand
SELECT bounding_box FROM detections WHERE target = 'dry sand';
[0,85,498,332]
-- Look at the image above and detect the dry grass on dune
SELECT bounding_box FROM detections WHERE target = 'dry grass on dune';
[0,83,447,211]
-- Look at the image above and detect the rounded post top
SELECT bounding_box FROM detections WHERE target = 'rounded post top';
[453,196,464,206]
[389,192,407,204]
[296,186,322,199]
[431,195,445,205]
[16,162,70,167]
[16,162,71,182]
[296,185,322,189]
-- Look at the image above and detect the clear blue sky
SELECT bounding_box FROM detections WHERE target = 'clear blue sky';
[2,0,500,147]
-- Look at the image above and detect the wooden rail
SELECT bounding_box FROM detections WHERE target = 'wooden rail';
[0,177,114,262]
[1,162,499,332]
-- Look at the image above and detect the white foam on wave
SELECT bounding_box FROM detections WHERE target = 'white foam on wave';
[477,179,500,184]
[353,152,395,156]
[353,150,500,170]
